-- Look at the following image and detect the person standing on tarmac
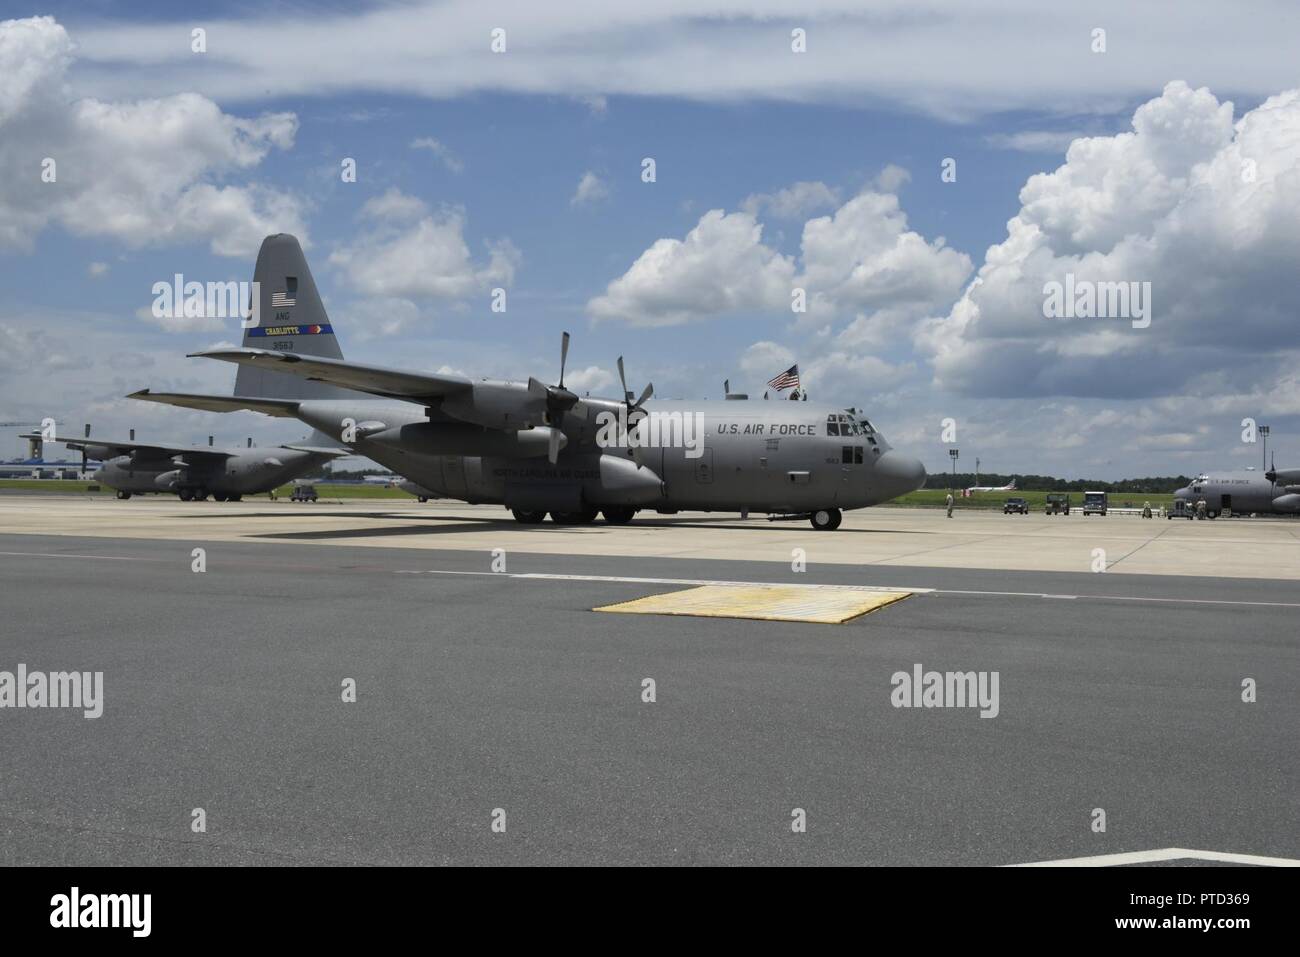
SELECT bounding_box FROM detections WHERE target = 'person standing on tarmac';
[946,492,954,518]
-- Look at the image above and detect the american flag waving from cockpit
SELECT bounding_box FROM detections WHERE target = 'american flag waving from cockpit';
[766,364,800,392]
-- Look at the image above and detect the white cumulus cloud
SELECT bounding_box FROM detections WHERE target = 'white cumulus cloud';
[0,16,305,258]
[917,81,1300,400]
[330,189,520,301]
[588,210,796,326]
[571,171,610,206]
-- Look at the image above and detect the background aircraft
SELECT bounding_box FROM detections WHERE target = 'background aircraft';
[964,479,1016,496]
[1173,461,1300,517]
[131,234,926,530]
[30,428,345,501]
[397,479,441,502]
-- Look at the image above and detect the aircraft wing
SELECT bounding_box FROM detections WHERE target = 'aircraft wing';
[22,432,235,461]
[188,349,473,403]
[127,390,301,417]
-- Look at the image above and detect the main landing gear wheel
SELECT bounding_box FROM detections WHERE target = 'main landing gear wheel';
[511,509,547,524]
[178,488,194,502]
[212,492,228,502]
[550,508,598,525]
[115,490,131,500]
[602,507,636,525]
[228,494,242,502]
[810,508,842,531]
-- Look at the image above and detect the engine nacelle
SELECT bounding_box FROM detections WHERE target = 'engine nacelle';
[370,422,563,459]
[595,453,663,506]
[1270,493,1300,513]
[153,470,181,490]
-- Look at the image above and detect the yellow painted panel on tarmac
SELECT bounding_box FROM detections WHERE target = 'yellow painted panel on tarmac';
[593,584,911,624]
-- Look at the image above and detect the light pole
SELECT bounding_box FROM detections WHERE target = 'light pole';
[949,448,959,493]
[1260,425,1270,470]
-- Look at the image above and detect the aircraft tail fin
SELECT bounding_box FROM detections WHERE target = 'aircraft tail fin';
[236,234,351,402]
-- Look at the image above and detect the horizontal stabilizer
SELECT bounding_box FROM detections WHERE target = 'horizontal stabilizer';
[280,444,350,458]
[127,389,300,417]
[188,349,472,403]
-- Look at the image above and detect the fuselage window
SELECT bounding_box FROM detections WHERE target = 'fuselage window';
[854,447,863,464]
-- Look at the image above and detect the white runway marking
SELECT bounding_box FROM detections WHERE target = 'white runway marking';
[396,569,934,593]
[4,547,1300,608]
[1011,847,1300,867]
[942,587,1300,608]
[0,550,162,563]
[398,568,1300,608]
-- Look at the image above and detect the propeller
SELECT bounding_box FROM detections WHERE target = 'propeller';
[82,423,89,473]
[527,331,581,464]
[616,355,653,411]
[615,356,654,453]
[1266,451,1277,484]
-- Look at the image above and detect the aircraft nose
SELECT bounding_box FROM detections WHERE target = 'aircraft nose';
[875,451,927,497]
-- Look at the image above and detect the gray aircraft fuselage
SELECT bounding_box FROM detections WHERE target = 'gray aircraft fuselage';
[95,447,334,498]
[1174,470,1300,516]
[285,396,925,515]
[128,233,926,526]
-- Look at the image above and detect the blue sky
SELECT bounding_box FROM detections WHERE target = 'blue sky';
[2,3,1299,478]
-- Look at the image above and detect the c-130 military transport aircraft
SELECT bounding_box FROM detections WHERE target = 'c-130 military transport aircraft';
[131,235,926,530]
[25,427,345,501]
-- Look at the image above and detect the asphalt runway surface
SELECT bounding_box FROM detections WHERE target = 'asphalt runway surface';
[1,529,1296,866]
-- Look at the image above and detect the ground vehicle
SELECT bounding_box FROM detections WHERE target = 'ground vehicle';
[1167,499,1194,519]
[1003,497,1029,514]
[1045,493,1071,515]
[1082,490,1108,516]
[290,484,319,502]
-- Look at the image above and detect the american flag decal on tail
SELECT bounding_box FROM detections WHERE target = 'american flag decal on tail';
[271,290,296,308]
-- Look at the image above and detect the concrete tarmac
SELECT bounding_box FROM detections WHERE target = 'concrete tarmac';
[0,500,1296,866]
[1,495,1298,579]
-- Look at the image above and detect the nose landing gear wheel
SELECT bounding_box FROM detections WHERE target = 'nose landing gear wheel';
[115,490,131,500]
[602,507,636,525]
[810,508,842,531]
[511,509,547,524]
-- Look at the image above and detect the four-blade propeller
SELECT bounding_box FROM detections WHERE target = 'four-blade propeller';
[527,332,582,464]
[523,334,659,464]
[617,355,653,413]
